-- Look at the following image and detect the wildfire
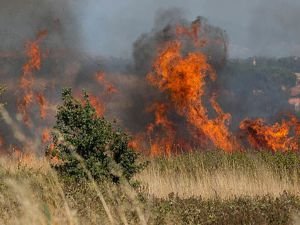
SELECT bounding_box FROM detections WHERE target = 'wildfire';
[41,128,51,144]
[18,31,48,125]
[240,117,300,151]
[176,19,206,47]
[96,72,118,95]
[145,24,239,154]
[146,102,175,156]
[22,40,42,74]
[36,93,48,119]
[87,71,119,117]
[2,19,299,157]
[89,94,105,117]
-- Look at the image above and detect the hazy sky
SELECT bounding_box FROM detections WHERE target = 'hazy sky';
[77,0,300,58]
[1,0,300,58]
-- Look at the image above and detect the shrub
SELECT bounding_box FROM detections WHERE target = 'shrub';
[46,88,144,182]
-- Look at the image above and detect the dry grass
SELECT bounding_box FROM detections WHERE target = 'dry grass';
[137,152,300,199]
[0,156,77,225]
[0,155,148,225]
[138,163,300,199]
[0,151,300,225]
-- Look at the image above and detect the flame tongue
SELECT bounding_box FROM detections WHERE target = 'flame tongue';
[6,21,300,155]
[146,102,175,156]
[22,40,42,74]
[147,37,239,154]
[143,22,298,154]
[240,117,300,151]
[18,31,48,125]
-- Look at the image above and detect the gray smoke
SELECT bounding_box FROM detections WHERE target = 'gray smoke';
[2,0,299,58]
[77,0,300,58]
[0,0,81,51]
[0,0,86,152]
[0,1,299,153]
[248,0,300,57]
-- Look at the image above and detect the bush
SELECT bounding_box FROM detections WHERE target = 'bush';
[46,88,144,182]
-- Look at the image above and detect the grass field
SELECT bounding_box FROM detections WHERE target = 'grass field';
[1,151,300,225]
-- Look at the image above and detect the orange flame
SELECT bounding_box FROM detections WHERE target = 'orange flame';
[146,102,175,156]
[240,117,300,151]
[87,71,119,117]
[22,41,42,74]
[89,94,105,117]
[36,93,48,119]
[147,38,239,153]
[96,72,118,94]
[176,20,206,47]
[18,31,47,125]
[41,128,51,144]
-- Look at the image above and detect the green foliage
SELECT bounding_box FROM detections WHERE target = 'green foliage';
[150,193,300,225]
[46,88,144,182]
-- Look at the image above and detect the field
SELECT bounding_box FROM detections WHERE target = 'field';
[1,151,300,225]
[1,1,300,225]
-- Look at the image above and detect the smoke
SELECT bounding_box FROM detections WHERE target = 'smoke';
[0,1,298,153]
[248,0,300,57]
[113,10,229,136]
[0,0,86,152]
[76,0,300,58]
[1,0,294,58]
[133,9,228,74]
[0,0,81,51]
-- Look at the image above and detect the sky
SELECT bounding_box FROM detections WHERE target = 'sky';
[77,0,300,58]
[1,0,300,59]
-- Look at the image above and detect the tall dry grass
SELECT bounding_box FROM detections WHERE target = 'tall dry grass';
[0,151,300,225]
[0,155,148,225]
[137,152,300,199]
[0,156,77,225]
[138,163,300,199]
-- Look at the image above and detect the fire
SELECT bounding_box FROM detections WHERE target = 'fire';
[128,134,144,151]
[146,32,239,154]
[89,94,105,117]
[18,91,34,125]
[176,19,206,47]
[87,71,118,117]
[41,128,51,144]
[18,31,48,125]
[96,72,118,95]
[2,20,299,157]
[146,103,175,156]
[240,117,300,151]
[36,93,48,119]
[10,148,36,164]
[22,40,42,74]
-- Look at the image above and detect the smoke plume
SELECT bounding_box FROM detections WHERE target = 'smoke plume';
[0,2,299,154]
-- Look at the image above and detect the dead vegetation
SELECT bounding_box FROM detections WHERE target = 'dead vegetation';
[0,151,300,225]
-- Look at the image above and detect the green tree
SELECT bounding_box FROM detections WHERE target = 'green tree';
[47,88,143,182]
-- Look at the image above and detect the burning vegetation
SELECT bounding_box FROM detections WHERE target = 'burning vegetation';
[146,37,238,153]
[0,12,299,156]
[240,116,300,151]
[18,31,47,126]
